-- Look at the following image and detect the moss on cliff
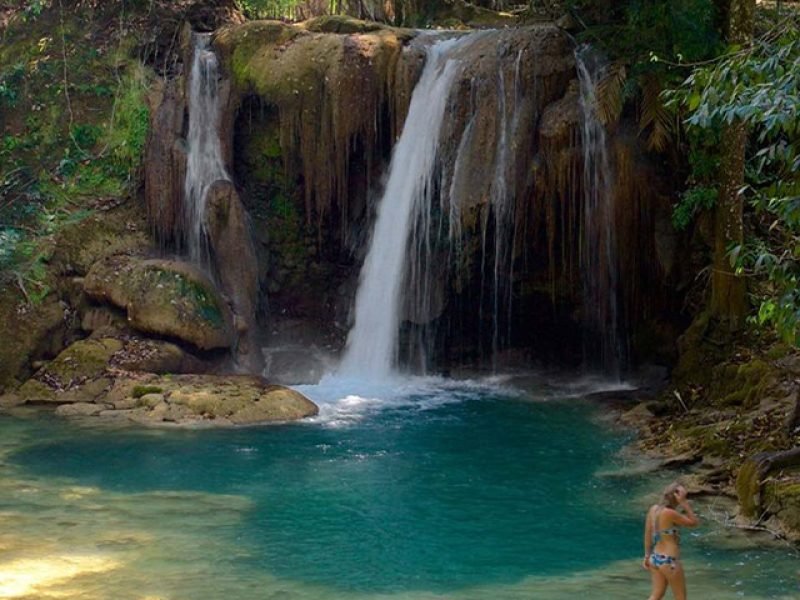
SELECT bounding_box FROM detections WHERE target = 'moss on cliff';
[216,20,411,228]
[736,457,762,518]
[711,360,772,408]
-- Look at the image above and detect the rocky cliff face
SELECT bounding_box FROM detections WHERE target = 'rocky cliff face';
[156,17,685,372]
[3,11,684,389]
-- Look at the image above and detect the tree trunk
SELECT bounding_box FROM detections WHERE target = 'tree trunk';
[710,0,755,329]
[711,120,747,326]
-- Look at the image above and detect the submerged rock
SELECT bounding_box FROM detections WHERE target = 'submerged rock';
[56,402,107,417]
[84,255,234,351]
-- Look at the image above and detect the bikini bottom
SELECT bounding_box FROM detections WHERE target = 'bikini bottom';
[649,553,679,570]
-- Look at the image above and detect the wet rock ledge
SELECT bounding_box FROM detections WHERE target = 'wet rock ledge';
[0,337,318,428]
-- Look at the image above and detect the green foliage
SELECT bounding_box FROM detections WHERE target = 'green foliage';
[569,1,721,152]
[23,0,47,22]
[573,0,721,68]
[0,63,26,108]
[672,185,717,231]
[670,133,720,229]
[0,5,151,304]
[70,124,103,151]
[0,228,24,270]
[270,194,297,219]
[103,65,151,182]
[669,18,800,343]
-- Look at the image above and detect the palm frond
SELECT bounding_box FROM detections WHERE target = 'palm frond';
[596,62,627,126]
[638,74,673,152]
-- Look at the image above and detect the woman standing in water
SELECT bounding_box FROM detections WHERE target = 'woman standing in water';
[643,482,700,600]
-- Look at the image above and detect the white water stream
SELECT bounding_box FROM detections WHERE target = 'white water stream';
[575,45,623,376]
[338,34,480,379]
[184,33,230,265]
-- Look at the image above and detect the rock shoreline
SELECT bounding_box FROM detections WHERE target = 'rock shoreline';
[608,386,800,543]
[0,336,319,428]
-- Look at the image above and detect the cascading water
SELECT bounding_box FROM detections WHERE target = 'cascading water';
[485,49,524,365]
[184,33,230,265]
[331,32,628,381]
[575,45,624,376]
[338,34,480,379]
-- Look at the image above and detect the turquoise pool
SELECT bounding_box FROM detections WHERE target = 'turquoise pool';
[0,375,796,599]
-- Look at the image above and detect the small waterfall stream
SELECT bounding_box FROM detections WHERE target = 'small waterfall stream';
[575,45,624,376]
[486,49,524,365]
[338,34,479,379]
[184,33,230,265]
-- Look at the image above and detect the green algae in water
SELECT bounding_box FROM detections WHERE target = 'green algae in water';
[1,380,799,599]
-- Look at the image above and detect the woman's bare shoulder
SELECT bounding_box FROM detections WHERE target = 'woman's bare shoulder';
[660,506,682,520]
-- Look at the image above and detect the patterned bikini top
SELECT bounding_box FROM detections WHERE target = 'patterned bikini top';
[651,506,680,548]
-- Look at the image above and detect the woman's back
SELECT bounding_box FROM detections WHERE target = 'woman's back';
[649,504,681,558]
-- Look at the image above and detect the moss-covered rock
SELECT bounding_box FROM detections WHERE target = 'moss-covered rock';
[111,338,207,374]
[55,402,106,417]
[301,15,389,34]
[763,475,800,533]
[53,372,318,427]
[735,448,800,537]
[39,338,123,387]
[712,359,773,408]
[84,255,234,350]
[0,295,68,392]
[215,19,413,229]
[14,378,58,404]
[736,457,762,518]
[50,206,152,277]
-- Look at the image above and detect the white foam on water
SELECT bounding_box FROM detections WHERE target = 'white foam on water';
[295,363,641,428]
[295,373,522,428]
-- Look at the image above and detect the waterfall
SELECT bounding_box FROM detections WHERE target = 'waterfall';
[575,45,624,376]
[338,34,478,379]
[184,33,230,266]
[487,49,524,366]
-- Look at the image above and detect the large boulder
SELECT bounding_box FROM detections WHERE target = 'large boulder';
[0,296,68,392]
[2,338,317,427]
[7,337,121,405]
[84,255,234,351]
[94,373,318,427]
[35,337,122,388]
[2,336,208,407]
